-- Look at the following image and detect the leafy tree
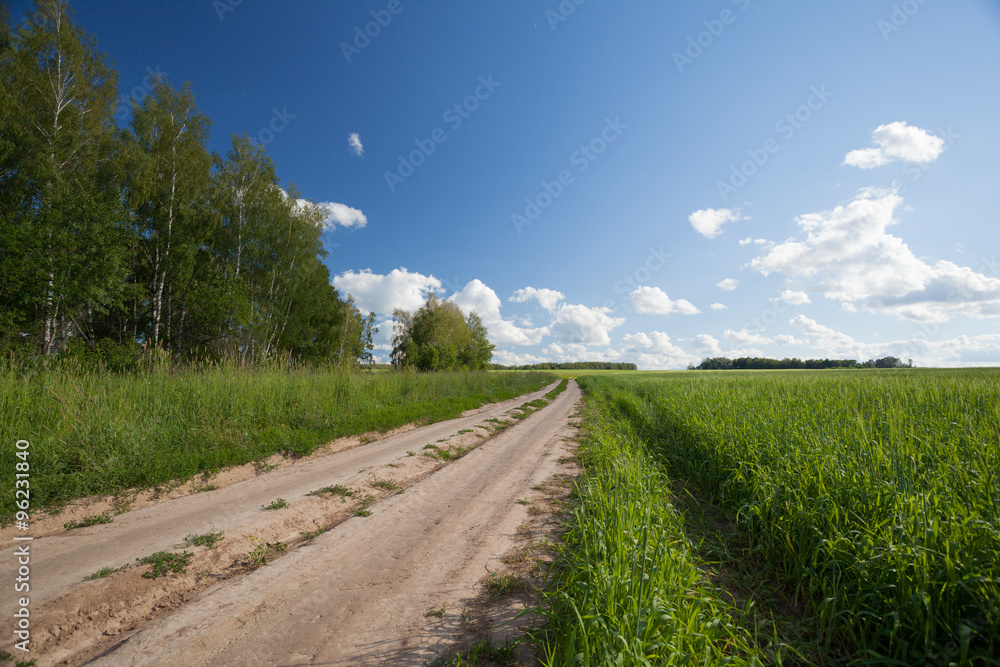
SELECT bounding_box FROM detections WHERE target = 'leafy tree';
[392,294,494,371]
[0,0,126,354]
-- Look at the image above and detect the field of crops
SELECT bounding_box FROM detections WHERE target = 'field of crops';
[0,362,551,518]
[542,369,999,666]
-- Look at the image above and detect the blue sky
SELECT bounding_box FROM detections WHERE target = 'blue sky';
[11,0,1000,367]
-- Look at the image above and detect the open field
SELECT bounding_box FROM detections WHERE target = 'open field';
[0,364,552,519]
[541,369,1000,665]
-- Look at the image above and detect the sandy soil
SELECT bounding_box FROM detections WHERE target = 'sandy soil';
[2,380,582,666]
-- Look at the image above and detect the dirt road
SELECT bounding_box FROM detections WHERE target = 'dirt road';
[2,379,581,666]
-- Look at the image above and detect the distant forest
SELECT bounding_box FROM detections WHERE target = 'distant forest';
[691,356,913,370]
[0,1,375,368]
[490,362,638,371]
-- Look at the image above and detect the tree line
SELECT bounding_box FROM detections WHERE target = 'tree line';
[0,0,376,368]
[489,362,638,371]
[690,356,913,371]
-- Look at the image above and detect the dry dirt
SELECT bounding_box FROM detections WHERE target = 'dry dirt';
[2,379,582,666]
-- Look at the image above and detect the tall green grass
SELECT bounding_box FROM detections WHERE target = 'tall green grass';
[0,362,552,517]
[576,369,1000,665]
[538,384,762,665]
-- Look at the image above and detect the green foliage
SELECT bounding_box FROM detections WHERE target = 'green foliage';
[392,294,495,371]
[0,2,375,367]
[137,550,192,578]
[0,362,551,518]
[693,355,913,370]
[573,369,1000,664]
[184,531,224,549]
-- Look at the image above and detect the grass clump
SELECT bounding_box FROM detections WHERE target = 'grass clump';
[308,484,355,500]
[184,530,224,549]
[83,564,127,580]
[245,537,286,567]
[261,498,288,510]
[137,550,192,578]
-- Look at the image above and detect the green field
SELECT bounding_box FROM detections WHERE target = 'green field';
[0,364,552,518]
[541,369,1000,665]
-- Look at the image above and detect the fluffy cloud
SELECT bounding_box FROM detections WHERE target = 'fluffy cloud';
[774,334,805,345]
[509,287,565,312]
[547,304,625,346]
[693,333,723,356]
[739,237,769,246]
[751,189,1000,321]
[315,201,368,230]
[629,286,700,316]
[717,278,740,292]
[789,315,864,357]
[332,268,440,315]
[710,303,728,311]
[723,329,773,347]
[689,208,744,239]
[348,132,364,156]
[621,331,700,370]
[843,122,945,169]
[778,289,811,305]
[450,280,546,346]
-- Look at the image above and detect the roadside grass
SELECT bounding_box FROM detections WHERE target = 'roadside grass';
[83,564,128,581]
[261,498,288,511]
[245,537,287,567]
[428,636,520,666]
[0,363,554,519]
[308,484,355,500]
[571,369,1000,665]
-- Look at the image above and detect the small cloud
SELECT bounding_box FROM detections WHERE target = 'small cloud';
[348,132,364,157]
[316,202,367,230]
[739,237,769,246]
[843,121,945,169]
[778,289,811,305]
[509,287,565,312]
[689,208,744,239]
[710,303,728,311]
[717,278,739,292]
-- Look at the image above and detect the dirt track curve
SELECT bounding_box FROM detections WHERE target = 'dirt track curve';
[2,379,582,666]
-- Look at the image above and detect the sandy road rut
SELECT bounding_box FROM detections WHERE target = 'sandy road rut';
[3,379,581,666]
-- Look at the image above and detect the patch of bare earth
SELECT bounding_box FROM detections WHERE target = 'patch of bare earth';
[1,380,581,667]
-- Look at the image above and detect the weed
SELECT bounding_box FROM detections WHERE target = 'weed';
[354,509,372,517]
[192,484,218,493]
[63,513,112,530]
[245,536,286,567]
[309,484,355,501]
[405,450,415,456]
[482,571,521,599]
[428,636,519,666]
[425,604,446,618]
[261,498,288,510]
[83,564,127,581]
[457,429,473,434]
[184,530,224,549]
[196,569,212,582]
[253,460,279,475]
[137,550,192,578]
[301,527,327,539]
[369,474,401,492]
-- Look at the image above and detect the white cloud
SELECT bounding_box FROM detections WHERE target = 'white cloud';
[751,189,1000,322]
[348,132,364,157]
[693,334,723,356]
[723,329,773,347]
[509,287,565,312]
[710,303,728,311]
[621,331,700,370]
[789,315,863,357]
[690,208,744,239]
[774,334,805,345]
[332,268,441,315]
[717,278,740,292]
[778,289,811,305]
[843,121,945,169]
[629,286,700,316]
[315,201,368,230]
[548,304,625,346]
[450,280,545,346]
[739,237,769,246]
[493,350,546,366]
[372,318,395,351]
